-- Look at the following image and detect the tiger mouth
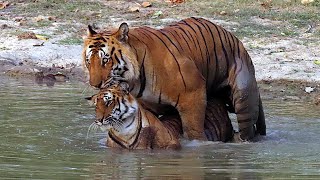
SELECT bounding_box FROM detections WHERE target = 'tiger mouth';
[97,116,123,132]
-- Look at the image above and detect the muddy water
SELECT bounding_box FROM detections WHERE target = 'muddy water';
[0,76,319,179]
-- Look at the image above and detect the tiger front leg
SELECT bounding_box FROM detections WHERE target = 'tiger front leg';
[177,87,207,141]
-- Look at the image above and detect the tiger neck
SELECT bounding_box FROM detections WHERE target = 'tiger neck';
[108,106,148,149]
[126,32,150,97]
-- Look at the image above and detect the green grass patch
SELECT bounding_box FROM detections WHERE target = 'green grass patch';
[58,37,82,45]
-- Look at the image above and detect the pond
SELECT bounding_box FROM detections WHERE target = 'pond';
[0,76,319,179]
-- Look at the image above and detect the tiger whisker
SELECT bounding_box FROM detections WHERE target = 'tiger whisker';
[86,122,98,143]
[81,83,90,95]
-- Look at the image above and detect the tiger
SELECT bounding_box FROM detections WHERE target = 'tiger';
[82,17,266,141]
[86,83,182,149]
[86,83,234,149]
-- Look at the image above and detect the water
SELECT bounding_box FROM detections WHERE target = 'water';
[0,76,320,179]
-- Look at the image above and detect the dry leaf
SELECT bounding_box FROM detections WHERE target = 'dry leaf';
[129,6,140,12]
[260,0,272,9]
[166,0,184,4]
[35,34,49,41]
[0,1,10,10]
[141,2,152,8]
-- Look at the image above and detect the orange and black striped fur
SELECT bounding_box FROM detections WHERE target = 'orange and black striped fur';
[82,17,266,141]
[86,83,182,149]
[86,83,234,149]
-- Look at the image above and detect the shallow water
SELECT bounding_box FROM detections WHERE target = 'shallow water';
[0,76,319,179]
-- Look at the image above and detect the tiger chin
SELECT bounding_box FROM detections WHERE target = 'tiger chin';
[82,17,266,141]
[86,82,235,150]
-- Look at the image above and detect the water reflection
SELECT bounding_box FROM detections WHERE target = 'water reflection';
[0,76,320,179]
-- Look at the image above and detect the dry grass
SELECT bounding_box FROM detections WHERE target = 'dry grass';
[1,0,319,44]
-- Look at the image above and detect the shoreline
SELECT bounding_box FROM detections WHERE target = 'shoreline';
[1,62,319,106]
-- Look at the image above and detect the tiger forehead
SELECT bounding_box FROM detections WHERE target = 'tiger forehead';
[99,88,121,98]
[87,35,117,46]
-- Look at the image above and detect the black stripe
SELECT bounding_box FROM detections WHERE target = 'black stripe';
[128,109,142,149]
[181,20,204,63]
[119,98,128,120]
[101,37,107,42]
[174,29,192,53]
[202,22,220,86]
[143,28,187,90]
[192,18,211,86]
[137,49,146,98]
[178,21,199,51]
[119,50,127,65]
[158,89,162,104]
[174,94,180,108]
[125,116,135,128]
[159,29,183,55]
[214,24,229,70]
[212,24,229,83]
[111,47,115,56]
[108,131,127,149]
[114,54,121,64]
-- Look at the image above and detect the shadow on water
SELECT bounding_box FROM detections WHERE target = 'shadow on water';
[0,76,319,179]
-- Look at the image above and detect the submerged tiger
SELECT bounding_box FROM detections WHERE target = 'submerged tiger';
[86,83,234,149]
[83,17,266,141]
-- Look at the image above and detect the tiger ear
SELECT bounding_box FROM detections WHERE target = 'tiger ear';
[87,25,97,37]
[119,82,130,95]
[116,23,129,42]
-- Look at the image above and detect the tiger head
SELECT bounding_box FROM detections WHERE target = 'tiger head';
[86,82,138,131]
[82,24,139,88]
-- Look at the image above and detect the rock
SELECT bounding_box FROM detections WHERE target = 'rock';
[220,11,227,15]
[305,86,315,93]
[0,24,9,29]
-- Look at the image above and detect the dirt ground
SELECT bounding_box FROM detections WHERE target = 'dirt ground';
[0,0,319,105]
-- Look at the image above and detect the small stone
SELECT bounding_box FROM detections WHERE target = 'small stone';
[305,86,315,93]
[0,24,9,29]
[13,17,24,22]
[234,9,240,13]
[34,15,45,22]
[220,11,227,15]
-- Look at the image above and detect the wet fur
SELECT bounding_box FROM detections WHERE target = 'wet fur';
[83,17,266,141]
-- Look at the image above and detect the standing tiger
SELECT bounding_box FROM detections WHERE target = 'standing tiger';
[86,83,234,149]
[82,17,266,141]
